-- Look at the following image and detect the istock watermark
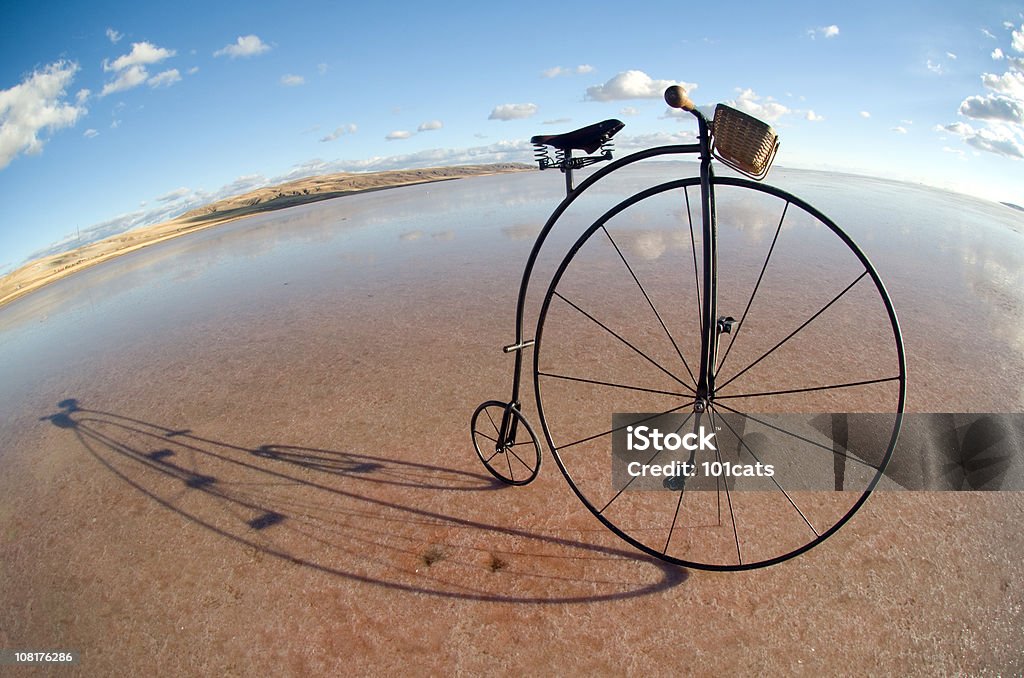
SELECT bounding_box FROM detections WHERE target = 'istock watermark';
[610,412,1024,492]
[617,418,773,489]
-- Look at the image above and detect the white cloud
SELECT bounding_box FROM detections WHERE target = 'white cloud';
[1014,24,1024,52]
[0,60,86,169]
[941,41,1024,157]
[188,66,199,75]
[83,128,98,138]
[418,120,443,131]
[488,103,538,120]
[660,105,693,120]
[76,89,91,104]
[214,35,270,59]
[982,28,997,40]
[148,69,181,88]
[959,94,1024,123]
[621,106,639,116]
[106,28,122,44]
[613,131,696,152]
[101,65,148,96]
[297,139,536,174]
[926,59,944,74]
[157,187,192,202]
[317,63,328,75]
[105,42,176,72]
[320,123,357,142]
[808,25,839,39]
[386,130,412,140]
[585,71,691,101]
[860,110,871,118]
[805,110,825,121]
[280,74,305,86]
[543,64,594,78]
[982,70,1024,99]
[542,118,571,125]
[946,52,958,60]
[726,88,790,121]
[892,126,908,134]
[101,41,176,96]
[942,121,1024,158]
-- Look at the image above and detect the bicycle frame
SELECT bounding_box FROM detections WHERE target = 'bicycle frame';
[475,91,907,568]
[504,107,718,418]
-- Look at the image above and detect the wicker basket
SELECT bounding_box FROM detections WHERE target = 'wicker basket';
[711,104,780,180]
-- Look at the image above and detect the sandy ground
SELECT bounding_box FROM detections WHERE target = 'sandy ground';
[0,164,532,311]
[0,170,1022,675]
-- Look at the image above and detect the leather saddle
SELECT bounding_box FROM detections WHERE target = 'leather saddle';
[531,119,625,154]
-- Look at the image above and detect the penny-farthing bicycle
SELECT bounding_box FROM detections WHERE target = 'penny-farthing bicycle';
[471,85,906,570]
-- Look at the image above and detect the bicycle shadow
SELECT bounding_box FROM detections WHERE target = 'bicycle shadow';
[42,398,686,604]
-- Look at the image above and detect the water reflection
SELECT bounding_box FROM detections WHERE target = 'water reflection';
[1,165,1023,417]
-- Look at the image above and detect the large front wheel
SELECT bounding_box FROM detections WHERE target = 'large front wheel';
[533,176,906,570]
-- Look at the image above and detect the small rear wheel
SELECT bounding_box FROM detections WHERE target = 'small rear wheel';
[471,400,542,485]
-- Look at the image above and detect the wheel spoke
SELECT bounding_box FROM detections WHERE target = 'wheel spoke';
[717,201,788,375]
[712,400,882,471]
[714,375,902,401]
[506,446,534,472]
[685,185,703,337]
[538,371,684,398]
[713,405,819,538]
[601,225,697,386]
[484,407,500,435]
[476,430,499,444]
[598,412,695,515]
[716,271,868,392]
[662,472,688,555]
[551,291,695,393]
[557,401,692,451]
[709,407,742,566]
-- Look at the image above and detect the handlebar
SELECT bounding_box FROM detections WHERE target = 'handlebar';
[664,85,695,112]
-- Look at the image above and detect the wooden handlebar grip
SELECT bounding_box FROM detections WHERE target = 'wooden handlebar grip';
[664,85,695,111]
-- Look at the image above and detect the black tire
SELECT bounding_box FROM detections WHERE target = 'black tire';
[533,176,905,570]
[471,400,542,485]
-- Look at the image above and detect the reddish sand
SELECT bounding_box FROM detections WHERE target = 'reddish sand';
[1,169,1022,674]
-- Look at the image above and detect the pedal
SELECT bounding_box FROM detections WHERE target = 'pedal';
[717,316,737,334]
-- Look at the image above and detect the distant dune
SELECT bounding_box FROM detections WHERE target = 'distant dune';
[0,163,533,310]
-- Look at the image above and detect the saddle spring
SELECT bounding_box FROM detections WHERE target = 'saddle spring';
[533,142,553,170]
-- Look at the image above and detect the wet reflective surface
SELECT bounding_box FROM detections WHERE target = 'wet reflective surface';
[2,165,1022,415]
[1,166,1023,671]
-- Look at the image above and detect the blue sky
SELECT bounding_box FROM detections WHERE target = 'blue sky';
[2,0,1023,273]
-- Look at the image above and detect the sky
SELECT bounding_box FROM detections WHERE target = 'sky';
[2,0,1023,273]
